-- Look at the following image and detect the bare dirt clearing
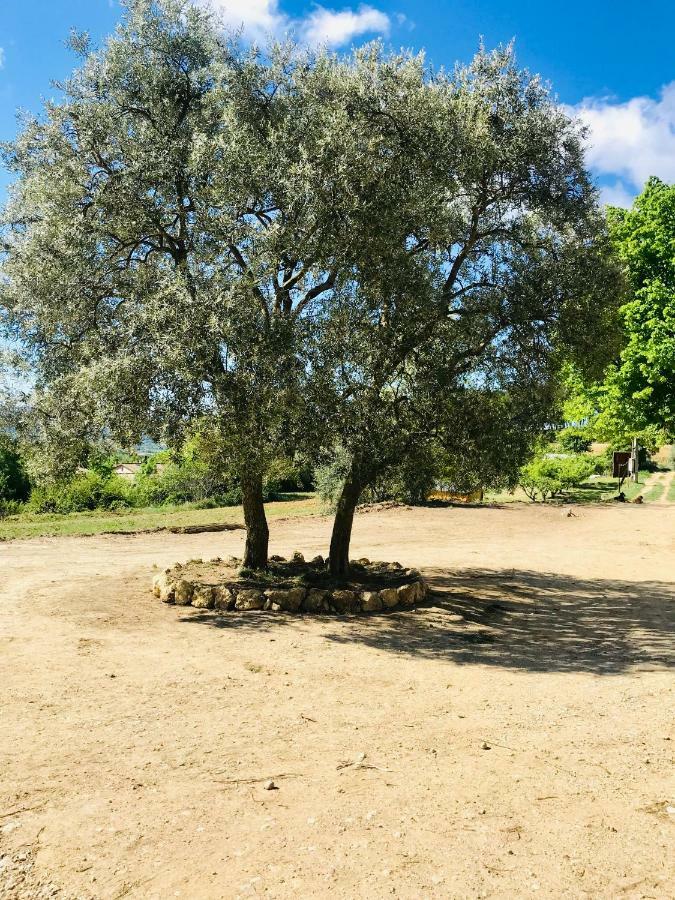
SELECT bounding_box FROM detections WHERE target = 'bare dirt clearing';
[1,503,674,899]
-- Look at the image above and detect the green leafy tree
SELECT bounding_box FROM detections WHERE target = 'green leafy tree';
[557,427,592,454]
[602,178,675,435]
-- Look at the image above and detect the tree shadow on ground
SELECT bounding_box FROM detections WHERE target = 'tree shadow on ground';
[322,568,675,674]
[179,567,674,676]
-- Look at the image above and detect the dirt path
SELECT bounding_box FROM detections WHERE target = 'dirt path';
[651,470,674,505]
[1,504,674,899]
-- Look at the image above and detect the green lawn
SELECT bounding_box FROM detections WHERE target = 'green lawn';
[0,493,320,541]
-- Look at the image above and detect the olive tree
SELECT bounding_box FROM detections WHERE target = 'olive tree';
[0,1,380,567]
[309,47,621,574]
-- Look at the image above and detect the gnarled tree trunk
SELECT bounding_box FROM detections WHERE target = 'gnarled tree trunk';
[241,469,269,570]
[328,468,364,577]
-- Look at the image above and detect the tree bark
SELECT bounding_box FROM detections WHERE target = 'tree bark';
[328,469,364,577]
[241,469,269,570]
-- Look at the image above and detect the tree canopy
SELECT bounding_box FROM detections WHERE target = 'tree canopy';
[560,178,675,448]
[1,0,621,571]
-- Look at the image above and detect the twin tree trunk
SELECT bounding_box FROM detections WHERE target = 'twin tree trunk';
[241,470,269,570]
[239,462,366,576]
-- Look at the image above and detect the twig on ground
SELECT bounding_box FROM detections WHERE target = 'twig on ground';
[215,773,303,785]
[0,801,47,820]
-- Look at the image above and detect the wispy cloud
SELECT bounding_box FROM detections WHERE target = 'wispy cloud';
[199,0,391,47]
[302,5,390,48]
[0,47,5,70]
[201,0,286,43]
[570,82,675,207]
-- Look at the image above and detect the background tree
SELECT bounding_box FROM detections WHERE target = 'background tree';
[588,179,674,443]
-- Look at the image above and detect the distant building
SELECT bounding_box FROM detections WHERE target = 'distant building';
[112,462,166,480]
[113,463,142,479]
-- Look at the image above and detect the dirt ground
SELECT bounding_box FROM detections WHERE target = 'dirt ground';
[1,502,674,899]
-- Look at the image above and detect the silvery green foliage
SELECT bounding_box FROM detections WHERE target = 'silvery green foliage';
[1,0,347,478]
[0,0,619,545]
[307,44,621,500]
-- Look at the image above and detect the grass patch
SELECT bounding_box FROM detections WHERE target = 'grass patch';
[484,477,647,505]
[0,493,319,542]
[667,476,675,503]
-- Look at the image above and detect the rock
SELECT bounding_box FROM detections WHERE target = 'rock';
[209,556,222,563]
[264,587,306,612]
[397,582,420,606]
[633,495,644,504]
[213,586,235,611]
[153,572,175,603]
[310,555,325,566]
[405,567,420,578]
[356,557,371,566]
[192,585,215,609]
[263,779,277,790]
[379,588,400,609]
[270,554,285,562]
[174,579,194,606]
[388,561,403,571]
[304,588,330,612]
[291,551,305,563]
[331,589,359,613]
[235,590,265,611]
[481,742,491,750]
[361,591,383,612]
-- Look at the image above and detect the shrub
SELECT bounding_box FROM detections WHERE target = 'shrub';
[0,498,24,518]
[520,454,595,501]
[28,472,132,514]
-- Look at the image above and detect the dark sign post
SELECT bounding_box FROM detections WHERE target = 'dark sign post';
[612,451,631,497]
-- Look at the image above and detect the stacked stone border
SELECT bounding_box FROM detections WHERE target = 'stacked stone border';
[152,556,427,614]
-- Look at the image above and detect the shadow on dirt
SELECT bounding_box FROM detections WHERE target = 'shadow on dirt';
[181,566,674,675]
[322,568,675,674]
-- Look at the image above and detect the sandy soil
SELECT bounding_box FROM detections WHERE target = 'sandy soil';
[1,502,674,899]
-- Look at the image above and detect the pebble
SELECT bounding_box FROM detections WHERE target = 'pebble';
[263,779,276,790]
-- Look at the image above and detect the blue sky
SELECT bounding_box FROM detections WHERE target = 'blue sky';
[1,0,674,206]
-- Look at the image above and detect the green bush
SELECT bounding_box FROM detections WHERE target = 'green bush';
[0,498,24,518]
[520,454,596,501]
[29,472,133,514]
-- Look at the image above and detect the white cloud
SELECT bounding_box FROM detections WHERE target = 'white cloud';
[199,0,390,47]
[570,82,675,200]
[0,48,5,70]
[302,5,390,48]
[201,0,287,42]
